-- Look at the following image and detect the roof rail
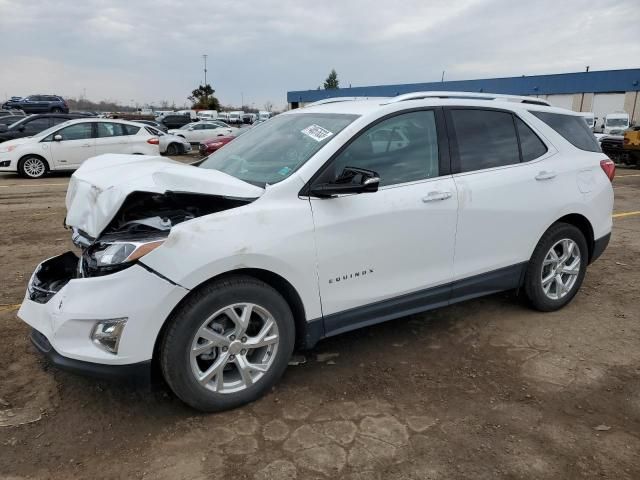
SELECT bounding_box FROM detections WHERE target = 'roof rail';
[303,97,381,107]
[383,91,551,106]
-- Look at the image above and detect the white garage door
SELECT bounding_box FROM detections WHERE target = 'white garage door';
[592,93,626,119]
[546,94,574,110]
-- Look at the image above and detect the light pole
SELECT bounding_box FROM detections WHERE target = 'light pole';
[202,54,208,107]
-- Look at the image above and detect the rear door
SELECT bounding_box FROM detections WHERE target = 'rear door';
[444,107,557,295]
[47,122,96,169]
[95,122,130,155]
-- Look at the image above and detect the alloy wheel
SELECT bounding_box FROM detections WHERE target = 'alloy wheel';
[190,303,279,394]
[23,158,46,178]
[541,238,581,300]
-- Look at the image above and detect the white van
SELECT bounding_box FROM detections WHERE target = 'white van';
[217,111,230,122]
[579,112,595,131]
[258,111,272,121]
[198,110,219,121]
[228,111,244,124]
[603,112,630,135]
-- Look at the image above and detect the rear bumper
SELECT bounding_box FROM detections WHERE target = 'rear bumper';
[590,232,611,264]
[30,328,151,382]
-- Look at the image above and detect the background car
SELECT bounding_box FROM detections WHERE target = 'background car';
[199,135,235,155]
[0,109,26,117]
[0,113,87,142]
[2,95,69,113]
[157,113,196,129]
[0,118,160,178]
[168,122,238,144]
[142,125,191,155]
[134,120,169,132]
[0,115,26,127]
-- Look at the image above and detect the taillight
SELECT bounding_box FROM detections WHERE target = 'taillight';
[147,137,160,145]
[623,137,629,145]
[600,158,615,181]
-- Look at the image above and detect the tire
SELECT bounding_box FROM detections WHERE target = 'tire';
[524,223,588,312]
[160,276,295,412]
[166,143,179,156]
[51,107,63,113]
[18,155,48,179]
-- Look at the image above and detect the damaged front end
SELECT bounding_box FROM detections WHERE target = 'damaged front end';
[74,191,253,278]
[29,191,253,304]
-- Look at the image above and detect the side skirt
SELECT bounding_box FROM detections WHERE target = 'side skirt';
[315,262,528,341]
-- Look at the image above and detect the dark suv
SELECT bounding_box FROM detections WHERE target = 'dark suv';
[2,95,69,114]
[0,113,85,143]
[158,114,196,129]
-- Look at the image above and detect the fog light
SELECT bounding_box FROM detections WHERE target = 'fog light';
[0,160,10,167]
[90,318,127,354]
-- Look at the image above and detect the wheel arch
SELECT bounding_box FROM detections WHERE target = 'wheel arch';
[151,267,311,378]
[551,213,595,263]
[18,153,50,173]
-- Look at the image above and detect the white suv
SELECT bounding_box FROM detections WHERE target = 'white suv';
[0,118,160,178]
[19,92,614,411]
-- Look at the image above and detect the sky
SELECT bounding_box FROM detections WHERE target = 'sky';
[1,0,639,110]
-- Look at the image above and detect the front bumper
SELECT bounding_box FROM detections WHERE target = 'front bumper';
[18,252,189,368]
[30,328,151,382]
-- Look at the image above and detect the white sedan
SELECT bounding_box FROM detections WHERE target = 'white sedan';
[142,125,192,156]
[0,118,160,178]
[168,121,238,144]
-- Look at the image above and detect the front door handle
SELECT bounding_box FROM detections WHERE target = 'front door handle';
[422,191,452,202]
[535,170,557,181]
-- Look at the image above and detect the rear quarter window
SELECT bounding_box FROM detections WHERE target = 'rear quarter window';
[530,111,600,153]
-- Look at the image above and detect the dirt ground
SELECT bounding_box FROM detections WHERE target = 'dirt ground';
[1,158,639,480]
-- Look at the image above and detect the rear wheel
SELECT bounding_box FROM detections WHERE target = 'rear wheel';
[18,155,48,179]
[166,143,179,156]
[51,107,63,113]
[160,276,295,412]
[524,223,588,312]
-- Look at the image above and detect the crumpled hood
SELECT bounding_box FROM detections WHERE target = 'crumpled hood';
[65,154,264,239]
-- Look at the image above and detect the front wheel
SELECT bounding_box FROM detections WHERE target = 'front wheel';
[524,223,588,312]
[160,276,295,412]
[18,156,48,179]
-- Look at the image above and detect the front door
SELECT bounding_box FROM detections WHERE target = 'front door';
[308,109,458,335]
[47,122,96,169]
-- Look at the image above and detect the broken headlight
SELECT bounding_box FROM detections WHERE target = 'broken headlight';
[83,236,166,276]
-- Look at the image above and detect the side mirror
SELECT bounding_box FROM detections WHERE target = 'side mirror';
[53,134,63,141]
[188,127,194,131]
[309,167,380,198]
[18,125,26,132]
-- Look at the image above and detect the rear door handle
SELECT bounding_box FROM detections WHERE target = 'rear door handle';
[422,191,452,202]
[535,170,556,181]
[81,144,92,148]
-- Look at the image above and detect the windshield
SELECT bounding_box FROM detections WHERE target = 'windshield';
[8,116,31,129]
[199,112,359,186]
[606,118,628,127]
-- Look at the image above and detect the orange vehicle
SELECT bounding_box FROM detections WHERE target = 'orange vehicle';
[623,127,640,166]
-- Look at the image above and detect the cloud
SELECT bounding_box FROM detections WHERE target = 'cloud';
[0,0,638,109]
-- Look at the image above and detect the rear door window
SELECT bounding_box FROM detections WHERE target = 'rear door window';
[449,109,520,173]
[515,118,548,161]
[97,122,126,137]
[23,117,51,133]
[530,111,600,152]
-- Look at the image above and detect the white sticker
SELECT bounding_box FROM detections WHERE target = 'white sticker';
[301,124,334,142]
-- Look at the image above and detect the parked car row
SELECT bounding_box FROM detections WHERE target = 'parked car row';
[0,118,160,178]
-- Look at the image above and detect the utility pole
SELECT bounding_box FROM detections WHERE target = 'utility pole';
[241,92,244,108]
[585,66,590,72]
[441,70,445,82]
[202,54,208,107]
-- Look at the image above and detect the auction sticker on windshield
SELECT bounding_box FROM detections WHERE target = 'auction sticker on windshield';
[301,124,334,142]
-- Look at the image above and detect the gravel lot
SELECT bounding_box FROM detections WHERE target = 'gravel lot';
[1,158,639,479]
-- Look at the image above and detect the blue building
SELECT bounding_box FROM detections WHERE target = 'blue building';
[287,68,640,123]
